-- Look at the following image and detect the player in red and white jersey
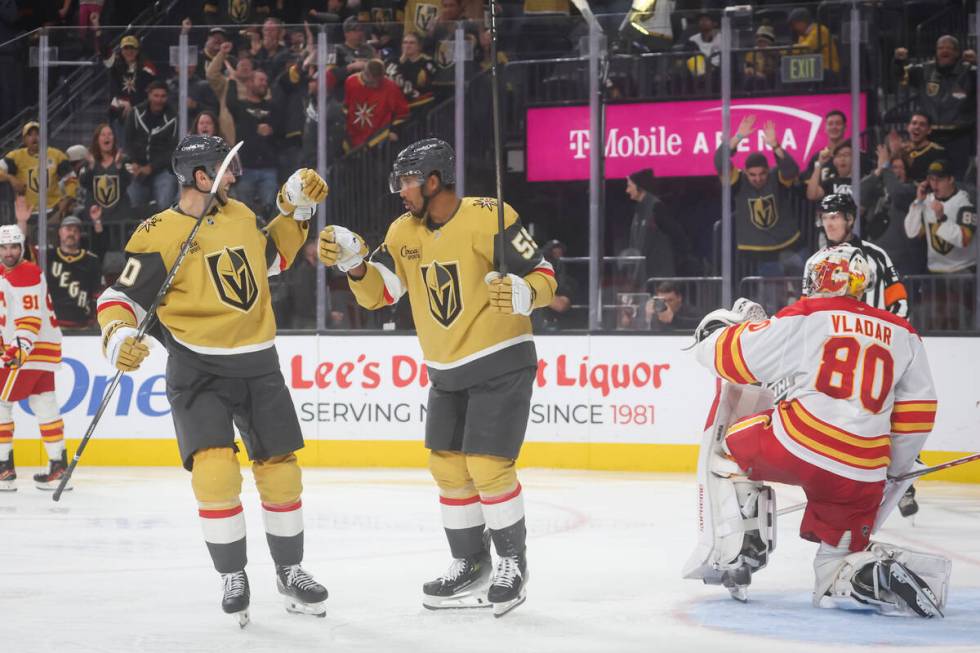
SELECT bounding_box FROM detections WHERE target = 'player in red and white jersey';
[0,225,68,492]
[683,245,949,618]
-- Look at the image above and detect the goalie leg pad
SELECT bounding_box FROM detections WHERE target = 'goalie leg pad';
[814,540,950,618]
[684,384,778,585]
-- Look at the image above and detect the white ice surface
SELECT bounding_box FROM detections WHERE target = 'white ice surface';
[3,468,980,653]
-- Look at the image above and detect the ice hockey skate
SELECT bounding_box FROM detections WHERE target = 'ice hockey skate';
[899,485,919,518]
[0,452,15,491]
[220,570,250,628]
[488,553,528,617]
[276,564,328,617]
[33,451,72,492]
[422,551,493,610]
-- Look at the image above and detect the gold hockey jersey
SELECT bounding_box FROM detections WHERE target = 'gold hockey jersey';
[97,198,308,376]
[1,147,77,210]
[349,197,556,390]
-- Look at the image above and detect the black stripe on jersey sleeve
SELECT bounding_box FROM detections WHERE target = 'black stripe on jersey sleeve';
[369,242,397,272]
[494,218,545,277]
[265,236,280,268]
[113,251,167,313]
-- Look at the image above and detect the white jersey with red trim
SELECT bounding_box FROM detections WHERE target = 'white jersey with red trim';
[0,261,63,372]
[696,296,936,483]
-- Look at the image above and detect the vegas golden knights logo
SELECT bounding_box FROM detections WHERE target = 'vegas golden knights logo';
[748,194,778,230]
[421,261,462,328]
[206,246,258,312]
[95,174,120,208]
[929,223,954,255]
[413,3,439,35]
[229,0,251,22]
[27,168,39,194]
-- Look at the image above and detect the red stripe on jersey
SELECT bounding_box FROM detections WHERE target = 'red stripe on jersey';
[779,401,891,469]
[278,249,288,272]
[262,500,302,513]
[481,483,523,505]
[440,494,480,506]
[199,505,244,519]
[532,266,555,277]
[383,287,394,305]
[98,300,137,321]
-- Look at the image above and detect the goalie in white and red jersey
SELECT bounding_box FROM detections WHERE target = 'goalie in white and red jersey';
[0,225,68,492]
[683,244,950,618]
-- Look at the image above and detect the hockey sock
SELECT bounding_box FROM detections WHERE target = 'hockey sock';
[481,484,527,557]
[262,500,304,566]
[199,504,248,573]
[39,419,65,460]
[440,493,488,558]
[0,421,12,459]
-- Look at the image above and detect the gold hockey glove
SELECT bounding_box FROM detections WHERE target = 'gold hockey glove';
[319,225,368,272]
[103,321,151,373]
[277,168,329,221]
[485,272,535,316]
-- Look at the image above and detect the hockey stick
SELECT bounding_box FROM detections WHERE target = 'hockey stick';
[53,141,244,502]
[775,453,980,517]
[488,0,506,274]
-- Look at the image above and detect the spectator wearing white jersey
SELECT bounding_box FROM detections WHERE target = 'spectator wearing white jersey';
[905,159,977,274]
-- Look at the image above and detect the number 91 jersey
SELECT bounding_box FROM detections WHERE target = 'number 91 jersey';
[696,296,936,483]
[0,261,62,371]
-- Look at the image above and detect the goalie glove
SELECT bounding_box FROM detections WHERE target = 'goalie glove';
[277,168,329,221]
[690,297,768,346]
[319,225,369,272]
[484,272,534,316]
[102,321,151,373]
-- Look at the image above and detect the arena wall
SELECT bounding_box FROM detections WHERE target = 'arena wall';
[10,335,978,481]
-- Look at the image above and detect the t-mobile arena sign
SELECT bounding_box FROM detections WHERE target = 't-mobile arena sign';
[526,93,866,181]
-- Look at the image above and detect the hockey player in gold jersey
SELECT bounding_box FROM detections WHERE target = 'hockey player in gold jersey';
[319,138,556,617]
[95,135,328,627]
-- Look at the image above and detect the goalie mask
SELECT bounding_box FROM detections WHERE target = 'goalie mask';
[802,245,875,300]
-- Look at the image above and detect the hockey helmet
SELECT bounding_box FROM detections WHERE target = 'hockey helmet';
[388,138,456,194]
[802,244,875,300]
[172,134,240,187]
[0,225,24,263]
[818,193,857,220]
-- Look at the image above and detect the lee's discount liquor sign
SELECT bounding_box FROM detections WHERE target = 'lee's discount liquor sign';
[525,93,866,181]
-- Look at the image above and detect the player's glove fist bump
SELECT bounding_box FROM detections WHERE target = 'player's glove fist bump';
[103,322,150,372]
[484,272,534,316]
[278,168,328,221]
[319,225,368,272]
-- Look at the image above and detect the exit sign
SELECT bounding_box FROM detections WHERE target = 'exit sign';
[780,54,824,83]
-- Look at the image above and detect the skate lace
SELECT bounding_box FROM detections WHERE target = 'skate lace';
[223,572,247,597]
[493,556,520,589]
[285,565,321,592]
[440,558,468,583]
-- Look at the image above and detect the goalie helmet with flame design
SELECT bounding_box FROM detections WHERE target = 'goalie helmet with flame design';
[802,244,875,299]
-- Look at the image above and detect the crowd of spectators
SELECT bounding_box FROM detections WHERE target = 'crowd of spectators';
[0,2,977,333]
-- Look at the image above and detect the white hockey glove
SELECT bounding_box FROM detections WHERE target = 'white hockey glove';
[485,272,534,316]
[277,168,328,221]
[690,297,768,346]
[319,225,369,272]
[102,322,150,373]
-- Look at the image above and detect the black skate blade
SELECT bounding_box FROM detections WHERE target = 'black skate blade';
[492,593,526,618]
[727,586,748,603]
[422,598,493,611]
